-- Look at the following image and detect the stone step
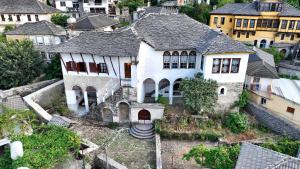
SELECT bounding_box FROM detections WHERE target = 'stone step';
[129,129,155,139]
[129,124,155,139]
[131,127,154,136]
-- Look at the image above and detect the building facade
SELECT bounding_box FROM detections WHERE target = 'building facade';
[0,0,61,32]
[210,0,300,56]
[53,14,252,123]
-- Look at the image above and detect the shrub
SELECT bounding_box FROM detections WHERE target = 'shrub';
[51,14,70,27]
[44,54,63,80]
[235,90,249,108]
[262,137,300,156]
[263,47,284,64]
[224,112,249,134]
[108,122,119,129]
[156,95,169,106]
[0,125,80,169]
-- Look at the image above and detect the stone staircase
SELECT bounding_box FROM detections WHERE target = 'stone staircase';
[129,124,155,139]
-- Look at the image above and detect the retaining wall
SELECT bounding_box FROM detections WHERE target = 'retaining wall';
[246,102,300,140]
[156,134,162,169]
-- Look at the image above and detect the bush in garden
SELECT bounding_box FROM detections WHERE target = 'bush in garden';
[235,90,249,108]
[224,112,249,134]
[262,137,300,156]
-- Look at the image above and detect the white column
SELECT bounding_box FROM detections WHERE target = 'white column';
[97,92,101,104]
[84,91,89,112]
[155,82,159,101]
[169,83,173,105]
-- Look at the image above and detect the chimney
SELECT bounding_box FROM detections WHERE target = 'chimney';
[147,0,151,7]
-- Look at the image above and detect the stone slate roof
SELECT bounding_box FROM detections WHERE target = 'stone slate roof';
[247,48,279,79]
[0,0,61,14]
[211,2,300,17]
[133,14,253,54]
[161,1,177,7]
[53,14,252,56]
[235,142,300,169]
[53,28,140,57]
[68,14,119,31]
[5,20,66,36]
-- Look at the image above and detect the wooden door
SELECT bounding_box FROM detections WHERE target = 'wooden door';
[124,63,131,78]
[138,110,151,120]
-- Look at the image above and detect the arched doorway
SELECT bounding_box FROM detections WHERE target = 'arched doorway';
[143,78,155,103]
[259,39,267,48]
[118,102,130,122]
[138,109,151,122]
[173,78,182,96]
[158,78,170,99]
[102,108,113,122]
[86,86,97,107]
[72,85,84,109]
[280,49,287,57]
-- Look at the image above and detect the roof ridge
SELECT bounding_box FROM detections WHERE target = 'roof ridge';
[44,21,57,35]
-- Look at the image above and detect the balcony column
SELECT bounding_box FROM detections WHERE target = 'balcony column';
[155,82,159,101]
[169,83,174,105]
[84,91,89,112]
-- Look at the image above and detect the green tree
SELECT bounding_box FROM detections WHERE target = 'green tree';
[224,112,249,133]
[51,13,70,27]
[287,0,300,9]
[0,40,45,89]
[263,47,284,64]
[118,0,144,13]
[235,89,249,108]
[179,3,212,24]
[4,25,15,33]
[44,54,63,80]
[180,74,218,114]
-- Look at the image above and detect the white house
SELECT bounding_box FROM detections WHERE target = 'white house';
[5,21,67,61]
[0,0,61,32]
[53,13,253,125]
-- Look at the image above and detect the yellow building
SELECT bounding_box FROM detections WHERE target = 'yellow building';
[209,0,300,56]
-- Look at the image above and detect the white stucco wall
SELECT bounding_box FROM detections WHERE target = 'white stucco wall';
[245,75,273,92]
[130,105,164,123]
[203,53,249,83]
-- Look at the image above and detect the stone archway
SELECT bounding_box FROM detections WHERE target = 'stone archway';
[86,86,97,107]
[173,78,182,96]
[118,102,130,122]
[72,85,84,110]
[143,78,156,103]
[102,108,113,122]
[259,39,267,48]
[138,109,151,121]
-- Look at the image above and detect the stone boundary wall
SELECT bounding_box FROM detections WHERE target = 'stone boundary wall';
[156,134,162,169]
[278,62,300,78]
[23,80,64,122]
[2,79,58,97]
[94,154,128,169]
[246,102,300,140]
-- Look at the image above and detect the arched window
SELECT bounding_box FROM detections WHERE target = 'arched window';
[219,87,226,95]
[188,51,196,69]
[171,51,179,69]
[180,51,188,68]
[260,39,267,48]
[163,51,171,69]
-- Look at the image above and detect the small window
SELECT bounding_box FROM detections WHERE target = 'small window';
[237,32,241,38]
[16,15,20,22]
[270,41,274,46]
[60,1,66,6]
[253,77,260,83]
[246,32,250,38]
[297,21,300,30]
[273,20,279,28]
[8,15,12,22]
[36,36,43,45]
[77,62,86,72]
[89,63,98,73]
[261,97,267,105]
[219,88,225,95]
[291,34,295,41]
[254,40,258,46]
[236,19,242,27]
[231,58,240,73]
[163,51,171,69]
[180,51,188,68]
[243,19,248,28]
[98,63,108,73]
[212,58,221,73]
[289,20,295,30]
[221,58,231,73]
[200,55,204,70]
[171,51,179,69]
[281,34,285,40]
[27,15,31,21]
[66,61,77,71]
[221,17,225,25]
[35,15,39,21]
[281,20,287,29]
[213,17,218,24]
[188,51,196,69]
[1,15,5,21]
[41,52,46,59]
[250,19,255,28]
[286,107,295,114]
[257,19,262,27]
[48,53,54,59]
[229,18,232,23]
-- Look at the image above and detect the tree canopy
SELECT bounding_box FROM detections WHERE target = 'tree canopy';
[117,0,144,13]
[287,0,300,9]
[0,40,45,89]
[180,74,218,114]
[179,3,212,24]
[51,13,70,27]
[44,54,63,80]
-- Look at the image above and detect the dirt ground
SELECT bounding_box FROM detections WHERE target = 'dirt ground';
[161,140,218,169]
[69,119,156,169]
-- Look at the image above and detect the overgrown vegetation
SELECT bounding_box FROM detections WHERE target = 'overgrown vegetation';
[183,144,241,169]
[263,47,285,64]
[235,89,249,108]
[117,0,144,13]
[180,74,218,114]
[279,74,299,80]
[179,3,211,24]
[156,95,169,106]
[42,93,70,116]
[3,25,15,33]
[51,13,70,27]
[0,125,81,169]
[0,40,45,89]
[262,137,300,156]
[44,54,63,80]
[287,0,300,9]
[224,112,249,134]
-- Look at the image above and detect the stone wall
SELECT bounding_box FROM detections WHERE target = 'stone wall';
[216,82,243,113]
[278,62,300,78]
[94,154,128,169]
[156,134,162,169]
[246,102,300,140]
[122,87,137,102]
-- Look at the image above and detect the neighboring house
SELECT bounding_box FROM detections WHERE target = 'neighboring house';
[53,13,252,124]
[5,20,67,61]
[246,47,300,126]
[67,14,119,33]
[163,0,209,7]
[209,0,300,56]
[0,0,61,32]
[136,6,178,20]
[54,0,117,17]
[235,142,300,169]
